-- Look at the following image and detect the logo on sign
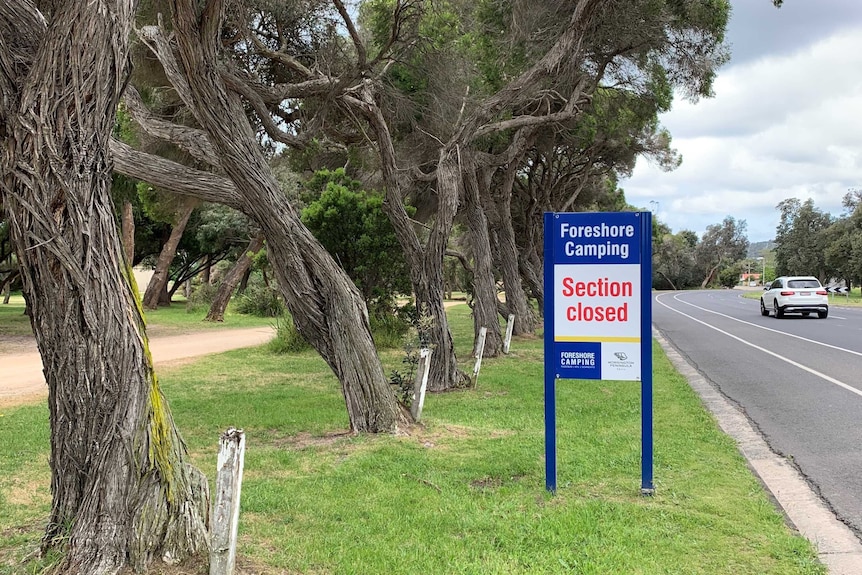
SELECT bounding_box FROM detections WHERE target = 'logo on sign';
[614,352,628,361]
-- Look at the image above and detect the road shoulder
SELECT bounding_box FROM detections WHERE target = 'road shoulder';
[654,328,862,575]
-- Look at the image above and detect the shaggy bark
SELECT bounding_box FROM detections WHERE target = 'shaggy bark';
[351,85,469,390]
[142,197,198,309]
[206,233,264,322]
[479,135,538,336]
[164,0,402,432]
[0,2,209,574]
[122,199,135,264]
[461,159,503,358]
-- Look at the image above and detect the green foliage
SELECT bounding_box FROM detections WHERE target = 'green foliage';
[774,198,833,280]
[652,227,699,290]
[184,282,218,314]
[718,263,743,288]
[696,216,749,285]
[193,204,253,255]
[388,340,422,406]
[235,280,284,318]
[369,309,411,350]
[301,169,413,307]
[268,315,312,354]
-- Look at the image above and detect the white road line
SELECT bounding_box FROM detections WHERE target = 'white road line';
[660,292,862,360]
[654,293,862,399]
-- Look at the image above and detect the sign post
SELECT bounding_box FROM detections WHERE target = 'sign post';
[543,212,653,494]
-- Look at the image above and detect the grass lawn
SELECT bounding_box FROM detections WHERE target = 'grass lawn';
[0,305,825,574]
[739,286,862,306]
[0,294,275,340]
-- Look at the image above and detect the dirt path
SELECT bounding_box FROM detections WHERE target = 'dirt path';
[0,326,276,408]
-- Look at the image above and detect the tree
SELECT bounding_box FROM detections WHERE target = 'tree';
[300,169,413,313]
[132,0,403,432]
[0,209,20,302]
[823,193,862,288]
[142,195,200,309]
[696,216,749,288]
[206,232,266,322]
[652,224,699,290]
[774,198,832,281]
[0,2,209,573]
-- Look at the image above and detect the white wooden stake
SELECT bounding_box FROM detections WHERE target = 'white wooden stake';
[473,327,487,379]
[411,348,432,422]
[503,314,515,354]
[210,428,246,575]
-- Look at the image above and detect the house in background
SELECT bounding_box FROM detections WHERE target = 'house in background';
[740,272,762,287]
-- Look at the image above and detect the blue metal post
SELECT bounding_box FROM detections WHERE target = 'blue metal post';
[640,212,655,494]
[543,213,557,493]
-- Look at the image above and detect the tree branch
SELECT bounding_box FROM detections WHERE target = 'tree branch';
[110,139,241,209]
[332,0,367,70]
[121,85,219,167]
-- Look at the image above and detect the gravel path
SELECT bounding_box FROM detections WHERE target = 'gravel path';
[0,326,276,407]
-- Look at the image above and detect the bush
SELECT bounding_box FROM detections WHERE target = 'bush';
[389,341,421,406]
[235,282,284,317]
[301,169,413,309]
[370,309,411,350]
[388,303,436,406]
[185,282,219,313]
[268,315,312,354]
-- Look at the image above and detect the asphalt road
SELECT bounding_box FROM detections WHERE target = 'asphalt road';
[653,289,862,537]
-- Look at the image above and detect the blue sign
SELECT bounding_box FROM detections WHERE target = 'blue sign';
[543,212,653,494]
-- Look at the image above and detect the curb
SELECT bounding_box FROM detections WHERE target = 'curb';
[653,329,862,575]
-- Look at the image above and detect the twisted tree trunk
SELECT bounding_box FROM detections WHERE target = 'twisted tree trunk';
[168,0,402,432]
[143,197,198,309]
[462,160,503,358]
[350,87,470,391]
[122,199,136,264]
[482,140,537,336]
[0,2,209,573]
[206,233,265,322]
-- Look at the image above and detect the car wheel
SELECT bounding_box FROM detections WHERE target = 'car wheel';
[818,310,828,319]
[802,312,810,317]
[760,299,769,316]
[774,300,784,318]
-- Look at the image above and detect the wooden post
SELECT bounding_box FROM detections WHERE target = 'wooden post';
[210,428,246,575]
[411,348,432,422]
[503,314,515,354]
[473,327,487,379]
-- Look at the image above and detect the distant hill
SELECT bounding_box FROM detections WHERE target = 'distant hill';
[748,240,775,258]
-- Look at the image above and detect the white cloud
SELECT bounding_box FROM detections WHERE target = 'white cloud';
[623,20,862,243]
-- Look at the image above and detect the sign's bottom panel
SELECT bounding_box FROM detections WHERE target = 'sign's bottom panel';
[554,341,641,381]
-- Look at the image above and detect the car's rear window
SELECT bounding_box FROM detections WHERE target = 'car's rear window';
[787,280,821,288]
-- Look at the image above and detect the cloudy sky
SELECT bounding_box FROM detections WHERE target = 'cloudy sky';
[621,0,862,243]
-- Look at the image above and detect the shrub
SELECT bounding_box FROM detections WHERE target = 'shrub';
[185,282,219,313]
[267,315,312,354]
[301,169,413,309]
[389,341,421,406]
[370,309,411,350]
[235,282,284,317]
[388,303,436,406]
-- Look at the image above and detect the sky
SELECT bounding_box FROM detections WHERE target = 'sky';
[620,0,862,243]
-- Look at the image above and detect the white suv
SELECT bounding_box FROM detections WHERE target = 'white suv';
[760,276,828,319]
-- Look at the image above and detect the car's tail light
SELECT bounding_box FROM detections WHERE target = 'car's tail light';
[780,291,795,296]
[816,290,828,295]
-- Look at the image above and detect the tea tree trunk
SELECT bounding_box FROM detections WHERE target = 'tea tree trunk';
[0,2,209,573]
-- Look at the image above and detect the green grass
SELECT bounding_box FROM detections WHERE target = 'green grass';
[0,295,32,338]
[0,293,274,340]
[0,304,825,574]
[739,286,862,306]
